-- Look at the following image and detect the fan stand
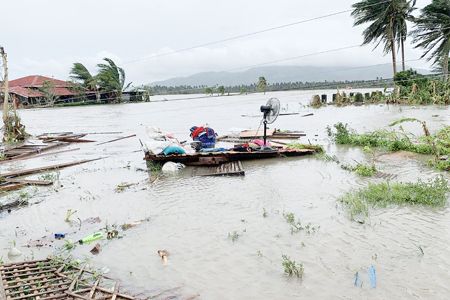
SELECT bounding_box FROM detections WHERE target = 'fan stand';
[261,114,272,151]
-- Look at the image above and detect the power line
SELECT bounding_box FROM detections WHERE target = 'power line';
[123,0,392,65]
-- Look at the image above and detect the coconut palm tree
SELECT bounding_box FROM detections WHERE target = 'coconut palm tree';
[96,58,131,102]
[412,0,450,81]
[352,0,416,76]
[394,0,417,71]
[69,63,100,102]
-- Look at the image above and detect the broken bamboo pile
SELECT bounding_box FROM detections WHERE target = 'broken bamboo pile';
[0,258,137,299]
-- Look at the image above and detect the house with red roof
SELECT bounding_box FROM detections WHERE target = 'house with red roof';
[1,75,83,107]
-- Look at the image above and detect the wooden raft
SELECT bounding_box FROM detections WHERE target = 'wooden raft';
[145,148,316,166]
[0,259,135,300]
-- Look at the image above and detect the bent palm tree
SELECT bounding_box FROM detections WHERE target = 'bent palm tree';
[412,0,450,81]
[70,63,100,102]
[96,58,131,102]
[352,0,415,76]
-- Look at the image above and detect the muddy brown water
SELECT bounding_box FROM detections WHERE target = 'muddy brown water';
[0,90,449,299]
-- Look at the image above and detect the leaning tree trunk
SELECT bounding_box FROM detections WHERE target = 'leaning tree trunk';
[401,37,406,72]
[389,18,397,77]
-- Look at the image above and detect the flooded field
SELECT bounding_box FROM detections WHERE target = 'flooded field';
[0,90,449,299]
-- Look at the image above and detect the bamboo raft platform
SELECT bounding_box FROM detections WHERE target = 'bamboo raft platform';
[145,148,317,166]
[0,259,136,299]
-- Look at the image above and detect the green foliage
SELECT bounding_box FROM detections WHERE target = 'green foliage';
[310,95,322,108]
[63,240,76,251]
[412,0,450,75]
[3,110,27,143]
[354,92,364,102]
[228,231,240,242]
[351,0,416,71]
[39,80,59,105]
[283,212,319,234]
[394,69,428,88]
[96,58,131,102]
[282,255,304,278]
[355,164,377,176]
[342,163,377,177]
[70,63,98,90]
[217,86,225,95]
[327,122,450,156]
[205,87,213,95]
[38,172,58,181]
[340,176,449,220]
[64,209,77,223]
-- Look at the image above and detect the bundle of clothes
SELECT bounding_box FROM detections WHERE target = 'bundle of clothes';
[190,126,217,150]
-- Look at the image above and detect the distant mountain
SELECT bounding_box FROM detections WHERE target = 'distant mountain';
[151,65,429,87]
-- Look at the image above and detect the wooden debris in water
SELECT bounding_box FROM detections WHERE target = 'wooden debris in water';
[218,129,305,142]
[0,157,102,179]
[37,132,95,143]
[97,134,137,146]
[194,161,245,177]
[2,178,53,186]
[0,258,136,299]
[0,142,67,162]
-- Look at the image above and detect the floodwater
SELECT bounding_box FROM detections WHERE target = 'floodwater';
[0,89,449,299]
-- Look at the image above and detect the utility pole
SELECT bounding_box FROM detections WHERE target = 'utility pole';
[0,46,9,123]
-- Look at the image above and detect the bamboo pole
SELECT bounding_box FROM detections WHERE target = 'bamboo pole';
[1,46,9,122]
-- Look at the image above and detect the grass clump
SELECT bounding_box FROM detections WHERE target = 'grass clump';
[286,143,323,153]
[327,121,450,171]
[283,212,319,234]
[342,163,377,177]
[340,176,449,220]
[282,255,304,278]
[354,164,377,177]
[228,231,240,242]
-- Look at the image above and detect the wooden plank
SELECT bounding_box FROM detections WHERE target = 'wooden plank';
[0,183,25,192]
[0,158,103,179]
[3,178,53,186]
[96,134,136,146]
[0,148,80,164]
[239,129,275,138]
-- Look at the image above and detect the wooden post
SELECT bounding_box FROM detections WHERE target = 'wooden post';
[0,46,9,123]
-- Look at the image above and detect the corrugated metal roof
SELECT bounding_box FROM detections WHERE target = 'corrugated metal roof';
[9,75,72,88]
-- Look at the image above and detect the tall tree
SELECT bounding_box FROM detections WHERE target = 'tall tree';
[257,76,267,94]
[96,58,131,102]
[352,0,415,76]
[412,0,450,81]
[394,0,417,71]
[69,63,100,102]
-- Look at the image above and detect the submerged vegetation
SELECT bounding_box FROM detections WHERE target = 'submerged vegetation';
[282,255,304,278]
[341,163,377,177]
[327,121,450,171]
[286,143,324,152]
[340,176,449,220]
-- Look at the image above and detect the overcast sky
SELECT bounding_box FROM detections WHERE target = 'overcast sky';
[2,0,431,84]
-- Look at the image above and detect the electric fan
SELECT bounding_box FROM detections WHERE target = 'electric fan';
[259,97,280,148]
